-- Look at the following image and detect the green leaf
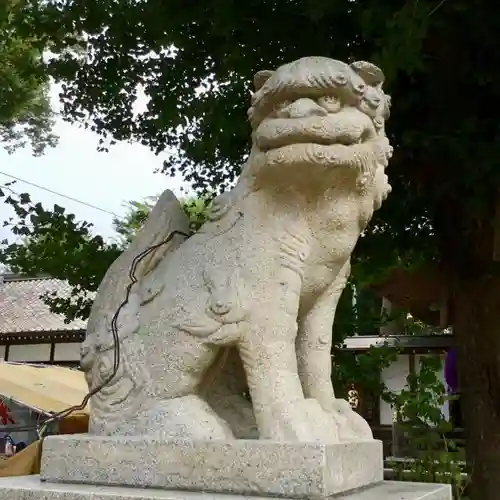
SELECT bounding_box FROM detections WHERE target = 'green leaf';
[19,192,31,204]
[0,0,57,155]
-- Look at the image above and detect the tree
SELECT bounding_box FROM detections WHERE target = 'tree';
[113,196,209,245]
[0,186,208,320]
[112,198,156,247]
[22,2,500,496]
[0,0,56,155]
[0,185,121,320]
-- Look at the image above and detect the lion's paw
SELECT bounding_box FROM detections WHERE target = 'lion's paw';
[327,398,373,441]
[266,398,340,443]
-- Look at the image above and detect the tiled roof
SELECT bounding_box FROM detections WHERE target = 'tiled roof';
[0,275,88,334]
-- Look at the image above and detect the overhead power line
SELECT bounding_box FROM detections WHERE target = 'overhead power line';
[0,171,118,216]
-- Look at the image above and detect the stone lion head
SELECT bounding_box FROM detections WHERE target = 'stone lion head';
[246,56,392,206]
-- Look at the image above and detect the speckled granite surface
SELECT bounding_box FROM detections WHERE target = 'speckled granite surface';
[0,476,452,500]
[40,435,382,498]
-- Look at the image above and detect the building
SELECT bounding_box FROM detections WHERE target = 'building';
[0,274,85,366]
[342,335,453,426]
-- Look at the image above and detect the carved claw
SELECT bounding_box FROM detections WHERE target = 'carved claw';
[328,398,373,441]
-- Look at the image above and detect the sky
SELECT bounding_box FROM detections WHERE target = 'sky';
[0,85,189,245]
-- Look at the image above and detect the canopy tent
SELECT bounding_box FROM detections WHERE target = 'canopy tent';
[0,362,89,434]
[0,362,90,477]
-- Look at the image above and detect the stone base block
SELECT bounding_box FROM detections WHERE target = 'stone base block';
[41,434,383,498]
[0,476,453,500]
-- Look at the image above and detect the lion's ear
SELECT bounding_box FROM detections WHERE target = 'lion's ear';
[350,61,385,87]
[253,70,274,91]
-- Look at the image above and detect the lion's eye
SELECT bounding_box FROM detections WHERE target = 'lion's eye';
[352,82,366,95]
[317,96,341,113]
[333,73,348,86]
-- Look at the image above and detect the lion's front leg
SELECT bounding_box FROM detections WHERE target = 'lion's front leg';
[297,261,373,441]
[296,261,351,410]
[239,291,338,443]
[239,329,304,440]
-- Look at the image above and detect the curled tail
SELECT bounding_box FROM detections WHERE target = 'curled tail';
[82,190,191,434]
[86,189,191,346]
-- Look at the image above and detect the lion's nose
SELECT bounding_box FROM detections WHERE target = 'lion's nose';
[284,98,328,119]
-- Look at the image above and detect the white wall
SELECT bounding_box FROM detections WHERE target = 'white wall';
[379,352,449,425]
[4,342,81,363]
[379,354,410,425]
[53,342,80,362]
[8,344,51,362]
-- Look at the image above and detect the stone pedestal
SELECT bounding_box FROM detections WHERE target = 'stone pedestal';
[0,476,452,500]
[40,435,383,498]
[0,434,452,500]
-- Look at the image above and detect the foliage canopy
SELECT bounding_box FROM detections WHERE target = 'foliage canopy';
[27,0,500,277]
[0,0,56,155]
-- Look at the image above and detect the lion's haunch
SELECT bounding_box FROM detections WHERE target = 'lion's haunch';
[254,110,375,152]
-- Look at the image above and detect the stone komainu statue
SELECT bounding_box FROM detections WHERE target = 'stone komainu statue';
[81,56,393,443]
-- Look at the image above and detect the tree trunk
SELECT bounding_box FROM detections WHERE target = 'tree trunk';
[454,274,500,500]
